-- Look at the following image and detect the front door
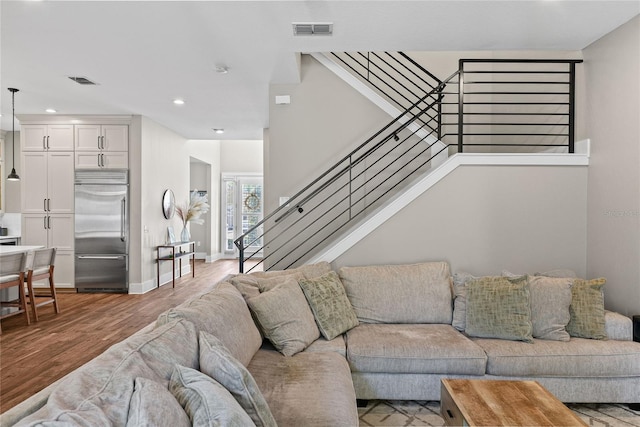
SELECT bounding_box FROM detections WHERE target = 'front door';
[222,175,263,257]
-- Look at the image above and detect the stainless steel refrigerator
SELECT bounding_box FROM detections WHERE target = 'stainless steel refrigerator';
[75,169,129,292]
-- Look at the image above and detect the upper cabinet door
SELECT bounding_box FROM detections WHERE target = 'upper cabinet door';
[75,125,102,152]
[21,125,73,151]
[102,125,128,151]
[46,125,75,151]
[21,125,48,151]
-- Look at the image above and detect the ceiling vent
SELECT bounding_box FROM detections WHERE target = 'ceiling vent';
[68,76,97,85]
[292,22,333,36]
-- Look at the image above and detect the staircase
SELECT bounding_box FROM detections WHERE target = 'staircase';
[236,53,583,273]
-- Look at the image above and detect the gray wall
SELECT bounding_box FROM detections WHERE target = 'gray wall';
[333,165,588,277]
[267,54,391,213]
[584,15,640,317]
[266,51,590,285]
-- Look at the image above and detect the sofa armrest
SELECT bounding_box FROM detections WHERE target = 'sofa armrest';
[605,310,633,341]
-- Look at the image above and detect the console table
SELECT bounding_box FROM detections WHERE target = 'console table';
[156,241,195,288]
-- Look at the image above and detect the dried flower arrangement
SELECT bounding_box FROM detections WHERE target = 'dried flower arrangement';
[176,190,210,228]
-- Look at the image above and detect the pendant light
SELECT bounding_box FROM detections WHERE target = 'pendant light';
[6,88,20,181]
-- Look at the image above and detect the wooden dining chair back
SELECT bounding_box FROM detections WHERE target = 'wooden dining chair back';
[0,252,30,333]
[26,247,60,322]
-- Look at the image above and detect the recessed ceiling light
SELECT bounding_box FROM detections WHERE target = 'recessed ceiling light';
[173,99,185,105]
[213,128,225,134]
[46,108,57,113]
[215,66,229,74]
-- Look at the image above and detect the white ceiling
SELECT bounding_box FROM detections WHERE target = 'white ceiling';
[1,1,638,140]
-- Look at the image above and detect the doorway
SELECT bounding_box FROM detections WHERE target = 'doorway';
[222,174,263,257]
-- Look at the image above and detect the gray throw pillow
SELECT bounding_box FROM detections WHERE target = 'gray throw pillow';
[566,278,607,340]
[465,275,533,343]
[528,276,572,341]
[247,277,320,356]
[199,332,276,427]
[298,271,359,340]
[451,271,478,331]
[169,365,254,426]
[126,377,190,427]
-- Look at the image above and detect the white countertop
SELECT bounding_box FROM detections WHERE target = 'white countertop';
[0,235,21,240]
[0,245,44,255]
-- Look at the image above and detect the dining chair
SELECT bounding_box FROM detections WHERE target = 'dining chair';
[26,248,60,322]
[0,252,30,333]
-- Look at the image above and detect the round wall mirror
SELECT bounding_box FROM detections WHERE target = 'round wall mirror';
[162,189,175,219]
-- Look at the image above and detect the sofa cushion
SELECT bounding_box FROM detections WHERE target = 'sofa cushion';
[156,281,262,366]
[298,271,359,340]
[169,365,255,426]
[126,377,190,427]
[339,261,452,324]
[15,319,199,426]
[248,349,359,427]
[199,332,276,427]
[247,277,320,356]
[345,324,487,375]
[465,275,533,343]
[474,337,640,377]
[303,336,347,357]
[567,278,607,340]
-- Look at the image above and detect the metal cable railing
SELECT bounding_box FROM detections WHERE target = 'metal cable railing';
[235,55,582,273]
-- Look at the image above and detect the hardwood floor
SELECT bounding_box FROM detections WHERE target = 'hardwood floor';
[0,259,248,413]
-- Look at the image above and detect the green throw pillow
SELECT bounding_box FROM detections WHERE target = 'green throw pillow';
[566,278,607,340]
[298,271,359,340]
[465,275,533,343]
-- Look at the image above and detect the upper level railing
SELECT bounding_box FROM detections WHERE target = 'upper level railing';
[235,55,582,273]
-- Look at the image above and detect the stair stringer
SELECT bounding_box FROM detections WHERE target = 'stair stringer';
[311,52,448,169]
[308,140,590,265]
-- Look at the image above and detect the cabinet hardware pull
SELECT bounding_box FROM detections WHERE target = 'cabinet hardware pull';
[44,199,47,211]
[43,136,46,150]
[46,135,50,149]
[44,216,47,229]
[121,197,126,242]
[47,216,51,229]
[102,135,105,149]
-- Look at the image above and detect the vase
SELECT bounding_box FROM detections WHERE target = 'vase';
[181,225,190,242]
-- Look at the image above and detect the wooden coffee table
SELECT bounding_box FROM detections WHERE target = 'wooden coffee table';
[440,379,587,426]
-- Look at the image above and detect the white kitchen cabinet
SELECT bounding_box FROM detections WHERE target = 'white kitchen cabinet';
[21,124,74,151]
[21,151,74,214]
[22,213,74,250]
[75,125,128,152]
[75,151,128,169]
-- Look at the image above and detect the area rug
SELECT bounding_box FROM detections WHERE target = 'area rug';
[358,400,640,426]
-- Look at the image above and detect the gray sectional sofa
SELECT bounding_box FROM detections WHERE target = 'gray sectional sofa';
[2,261,639,426]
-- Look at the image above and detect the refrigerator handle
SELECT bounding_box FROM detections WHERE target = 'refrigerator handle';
[121,197,126,242]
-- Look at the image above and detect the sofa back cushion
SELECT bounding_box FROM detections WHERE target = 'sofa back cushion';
[16,319,198,426]
[338,261,453,324]
[157,282,262,367]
